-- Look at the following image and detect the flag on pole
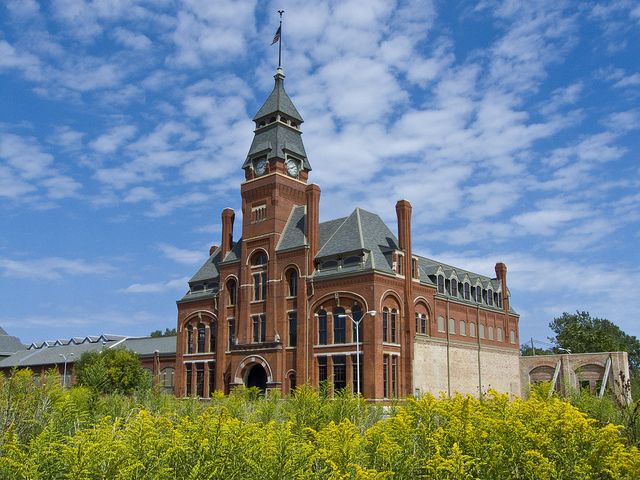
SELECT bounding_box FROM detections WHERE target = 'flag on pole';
[271,26,281,45]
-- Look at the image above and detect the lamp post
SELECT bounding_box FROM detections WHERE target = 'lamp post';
[337,310,376,396]
[59,352,74,388]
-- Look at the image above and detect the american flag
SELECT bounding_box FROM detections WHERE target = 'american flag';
[271,26,281,45]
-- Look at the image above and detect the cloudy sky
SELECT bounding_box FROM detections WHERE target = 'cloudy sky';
[0,0,638,346]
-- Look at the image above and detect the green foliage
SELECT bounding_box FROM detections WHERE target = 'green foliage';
[520,344,553,356]
[74,348,151,395]
[549,311,640,369]
[0,375,639,479]
[149,327,177,337]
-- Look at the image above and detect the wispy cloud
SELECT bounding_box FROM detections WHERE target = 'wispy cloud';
[0,256,115,280]
[123,276,189,294]
[157,243,206,265]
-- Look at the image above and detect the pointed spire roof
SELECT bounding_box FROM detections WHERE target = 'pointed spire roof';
[253,68,303,123]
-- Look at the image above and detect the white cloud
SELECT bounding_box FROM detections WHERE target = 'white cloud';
[157,243,206,265]
[123,186,157,203]
[112,27,152,50]
[90,125,137,154]
[123,276,189,294]
[0,257,114,280]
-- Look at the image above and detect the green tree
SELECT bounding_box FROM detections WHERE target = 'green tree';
[149,328,177,337]
[549,311,640,369]
[74,348,150,395]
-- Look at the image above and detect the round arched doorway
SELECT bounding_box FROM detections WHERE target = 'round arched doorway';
[245,364,267,392]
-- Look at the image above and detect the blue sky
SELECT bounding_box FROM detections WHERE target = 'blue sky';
[0,0,638,346]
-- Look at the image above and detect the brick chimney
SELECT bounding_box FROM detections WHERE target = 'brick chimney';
[305,184,321,273]
[395,200,412,259]
[495,262,509,313]
[221,208,235,258]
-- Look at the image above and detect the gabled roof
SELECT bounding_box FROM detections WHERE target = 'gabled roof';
[277,205,307,251]
[253,69,303,123]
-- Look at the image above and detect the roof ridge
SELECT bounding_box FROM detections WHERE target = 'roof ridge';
[354,208,365,251]
[317,213,352,255]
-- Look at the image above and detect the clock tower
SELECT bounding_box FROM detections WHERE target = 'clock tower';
[239,67,312,241]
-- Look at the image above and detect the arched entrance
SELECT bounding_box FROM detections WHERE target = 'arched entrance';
[246,364,267,392]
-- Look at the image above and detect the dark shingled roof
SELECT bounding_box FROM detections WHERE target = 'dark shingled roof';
[189,247,221,284]
[253,69,303,123]
[243,123,310,170]
[276,205,307,251]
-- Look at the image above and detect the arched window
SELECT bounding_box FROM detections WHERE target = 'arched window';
[209,321,216,352]
[488,326,494,340]
[287,269,297,297]
[479,323,485,339]
[186,325,193,354]
[227,278,237,306]
[459,320,466,336]
[509,329,516,343]
[288,371,296,393]
[469,322,476,337]
[415,311,428,335]
[448,318,455,334]
[197,323,206,353]
[383,307,389,342]
[351,304,363,343]
[437,275,444,293]
[437,316,445,332]
[318,310,327,345]
[333,307,346,343]
[497,327,503,342]
[251,250,268,267]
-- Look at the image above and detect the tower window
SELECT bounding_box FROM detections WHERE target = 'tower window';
[318,310,327,345]
[253,271,267,301]
[252,314,266,343]
[333,307,346,344]
[251,251,268,267]
[197,323,206,353]
[227,319,235,349]
[186,325,193,354]
[226,278,237,306]
[382,307,389,342]
[390,308,398,343]
[288,311,297,347]
[287,269,297,297]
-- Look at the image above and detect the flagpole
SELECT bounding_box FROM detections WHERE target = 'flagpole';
[278,10,284,68]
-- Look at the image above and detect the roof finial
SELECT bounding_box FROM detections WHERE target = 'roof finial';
[271,10,285,71]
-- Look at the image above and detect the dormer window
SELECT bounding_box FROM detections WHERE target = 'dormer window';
[412,258,419,279]
[464,282,470,300]
[437,275,444,294]
[395,252,404,275]
[488,289,493,306]
[451,279,458,297]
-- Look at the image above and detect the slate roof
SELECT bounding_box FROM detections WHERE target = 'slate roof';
[0,335,176,369]
[276,205,307,251]
[253,69,303,123]
[0,329,25,355]
[244,123,310,170]
[189,247,221,284]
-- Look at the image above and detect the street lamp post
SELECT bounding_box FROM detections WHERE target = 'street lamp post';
[337,310,376,396]
[59,352,74,388]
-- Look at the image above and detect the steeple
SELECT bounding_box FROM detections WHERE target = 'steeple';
[242,68,311,179]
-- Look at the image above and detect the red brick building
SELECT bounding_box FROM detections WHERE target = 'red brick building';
[175,68,522,399]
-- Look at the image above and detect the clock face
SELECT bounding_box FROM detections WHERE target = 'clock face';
[254,158,267,176]
[285,158,300,177]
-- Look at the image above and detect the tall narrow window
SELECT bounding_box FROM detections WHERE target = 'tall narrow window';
[185,363,192,396]
[464,282,470,300]
[287,269,297,297]
[488,326,494,340]
[510,329,516,344]
[488,289,493,306]
[318,356,327,382]
[479,323,485,339]
[469,322,476,337]
[351,305,363,343]
[448,318,455,334]
[209,321,216,352]
[437,316,445,333]
[382,308,389,342]
[253,272,267,301]
[497,327,503,342]
[197,323,206,353]
[187,325,193,354]
[471,286,476,301]
[196,363,204,397]
[391,356,398,398]
[437,275,445,293]
[318,310,327,345]
[288,311,297,347]
[227,319,235,349]
[252,314,266,343]
[459,320,466,336]
[451,279,458,297]
[383,355,389,398]
[494,291,499,306]
[208,361,215,395]
[333,307,346,344]
[333,355,346,391]
[390,308,398,343]
[227,278,237,306]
